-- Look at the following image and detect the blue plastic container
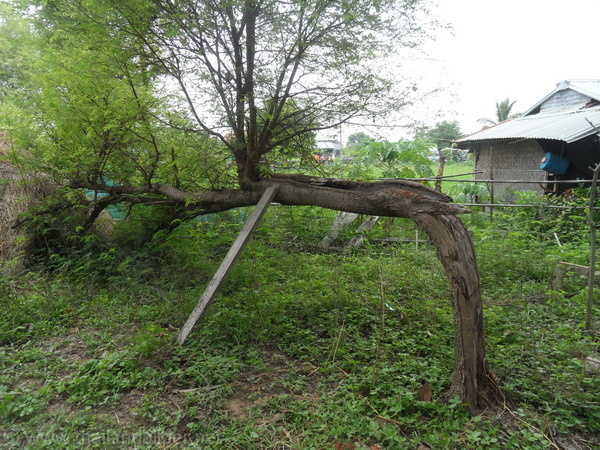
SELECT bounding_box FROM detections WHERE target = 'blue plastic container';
[540,152,569,175]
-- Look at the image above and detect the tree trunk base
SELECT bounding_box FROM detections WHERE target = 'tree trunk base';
[412,213,507,414]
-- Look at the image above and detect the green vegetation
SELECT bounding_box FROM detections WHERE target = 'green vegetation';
[414,120,463,151]
[1,198,598,448]
[0,1,597,447]
[339,138,435,180]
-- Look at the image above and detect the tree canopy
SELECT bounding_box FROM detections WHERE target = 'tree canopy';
[2,0,469,234]
[5,0,433,196]
[344,137,434,179]
[346,132,375,150]
[1,0,506,412]
[414,120,462,150]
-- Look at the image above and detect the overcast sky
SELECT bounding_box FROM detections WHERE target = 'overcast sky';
[416,0,600,136]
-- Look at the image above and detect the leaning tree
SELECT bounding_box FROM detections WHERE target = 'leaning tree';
[7,0,505,412]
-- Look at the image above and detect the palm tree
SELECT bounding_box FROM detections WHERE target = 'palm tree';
[478,98,519,128]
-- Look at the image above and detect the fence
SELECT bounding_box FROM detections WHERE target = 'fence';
[381,173,600,211]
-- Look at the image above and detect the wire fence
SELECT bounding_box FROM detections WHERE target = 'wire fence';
[377,173,600,211]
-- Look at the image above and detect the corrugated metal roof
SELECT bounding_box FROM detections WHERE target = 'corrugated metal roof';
[568,80,600,102]
[456,108,600,144]
[522,80,600,116]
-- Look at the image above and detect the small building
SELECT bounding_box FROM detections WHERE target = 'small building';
[316,139,342,160]
[456,80,600,197]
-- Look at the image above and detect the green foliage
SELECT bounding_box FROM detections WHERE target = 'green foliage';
[0,205,598,447]
[130,323,171,358]
[19,9,233,192]
[343,138,435,179]
[0,384,51,422]
[488,190,592,246]
[0,3,38,128]
[3,0,237,242]
[57,350,159,406]
[0,0,442,259]
[0,272,78,345]
[414,120,463,150]
[346,132,375,150]
[447,181,490,204]
[4,0,435,198]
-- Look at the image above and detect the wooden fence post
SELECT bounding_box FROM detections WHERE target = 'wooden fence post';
[586,163,600,330]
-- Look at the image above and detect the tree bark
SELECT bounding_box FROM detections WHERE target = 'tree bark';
[273,176,506,412]
[76,174,467,217]
[79,174,506,412]
[412,214,505,413]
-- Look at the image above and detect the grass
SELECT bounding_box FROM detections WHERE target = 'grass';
[436,158,475,178]
[0,204,598,448]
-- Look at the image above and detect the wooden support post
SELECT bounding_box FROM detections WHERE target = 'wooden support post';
[489,146,495,218]
[177,185,280,344]
[319,211,360,247]
[343,215,380,251]
[435,156,445,192]
[553,261,600,291]
[552,263,569,291]
[586,161,600,330]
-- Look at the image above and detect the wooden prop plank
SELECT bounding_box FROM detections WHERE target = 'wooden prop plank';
[553,261,600,290]
[177,185,280,344]
[319,211,359,247]
[343,215,380,251]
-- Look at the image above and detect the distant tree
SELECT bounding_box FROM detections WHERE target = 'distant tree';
[346,132,374,150]
[346,138,434,179]
[415,120,462,150]
[477,98,519,128]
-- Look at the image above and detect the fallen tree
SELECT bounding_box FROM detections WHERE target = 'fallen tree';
[5,0,506,412]
[71,173,506,412]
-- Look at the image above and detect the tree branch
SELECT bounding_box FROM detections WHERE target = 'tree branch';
[71,175,467,220]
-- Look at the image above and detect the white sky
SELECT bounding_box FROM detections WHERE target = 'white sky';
[415,0,600,137]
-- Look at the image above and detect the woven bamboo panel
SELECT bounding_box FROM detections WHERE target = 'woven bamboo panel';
[474,141,547,198]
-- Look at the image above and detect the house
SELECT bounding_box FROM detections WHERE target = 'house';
[455,80,600,196]
[315,139,342,160]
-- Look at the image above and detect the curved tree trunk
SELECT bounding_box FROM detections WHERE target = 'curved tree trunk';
[268,176,507,413]
[80,173,507,412]
[412,214,506,413]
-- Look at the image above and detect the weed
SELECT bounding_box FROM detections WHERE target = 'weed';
[0,203,598,447]
[57,351,159,406]
[0,385,50,422]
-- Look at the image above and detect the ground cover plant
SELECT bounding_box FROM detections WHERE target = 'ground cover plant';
[1,198,598,449]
